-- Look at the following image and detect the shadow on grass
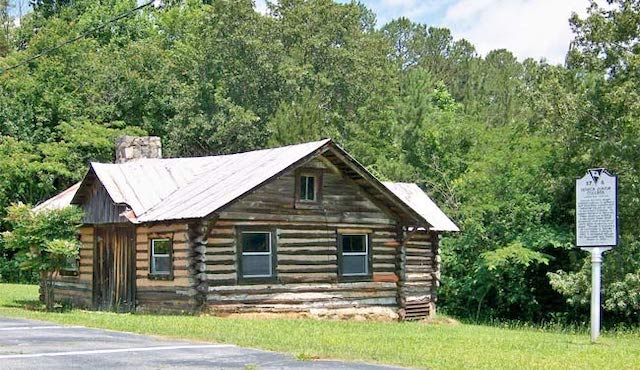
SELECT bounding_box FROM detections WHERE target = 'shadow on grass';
[2,299,74,313]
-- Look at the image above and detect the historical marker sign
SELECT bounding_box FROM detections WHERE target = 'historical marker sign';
[576,168,618,247]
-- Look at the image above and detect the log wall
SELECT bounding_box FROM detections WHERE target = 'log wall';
[51,156,442,318]
[206,158,404,315]
[398,230,438,320]
[50,226,94,307]
[134,222,194,313]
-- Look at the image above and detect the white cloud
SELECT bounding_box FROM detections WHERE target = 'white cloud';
[254,0,269,15]
[254,0,593,64]
[440,0,590,64]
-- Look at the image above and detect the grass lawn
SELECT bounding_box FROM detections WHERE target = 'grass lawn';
[0,283,638,369]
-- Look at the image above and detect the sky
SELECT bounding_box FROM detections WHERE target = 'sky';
[256,0,592,65]
[8,0,592,65]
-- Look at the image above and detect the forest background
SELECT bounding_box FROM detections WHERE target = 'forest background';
[0,0,639,326]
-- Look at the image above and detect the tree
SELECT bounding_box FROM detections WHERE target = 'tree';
[2,204,83,310]
[547,0,640,324]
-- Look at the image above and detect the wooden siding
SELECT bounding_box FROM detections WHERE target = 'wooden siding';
[206,158,401,314]
[81,181,128,224]
[50,226,94,307]
[135,223,194,313]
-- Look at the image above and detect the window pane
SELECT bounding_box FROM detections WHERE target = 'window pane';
[343,255,367,275]
[306,176,315,200]
[242,233,270,253]
[153,239,171,255]
[153,256,171,274]
[63,257,78,271]
[300,176,308,200]
[342,235,366,253]
[242,255,271,277]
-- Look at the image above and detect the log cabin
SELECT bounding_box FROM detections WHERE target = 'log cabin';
[35,136,458,320]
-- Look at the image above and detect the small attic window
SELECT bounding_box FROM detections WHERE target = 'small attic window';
[295,169,323,205]
[300,175,315,201]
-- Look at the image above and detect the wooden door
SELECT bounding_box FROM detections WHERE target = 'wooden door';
[93,225,136,312]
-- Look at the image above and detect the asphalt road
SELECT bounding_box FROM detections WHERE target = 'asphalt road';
[0,317,407,370]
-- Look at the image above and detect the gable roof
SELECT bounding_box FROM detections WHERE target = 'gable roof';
[382,182,459,232]
[36,139,457,231]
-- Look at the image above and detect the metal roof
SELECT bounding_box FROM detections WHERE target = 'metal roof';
[135,139,331,222]
[61,139,330,223]
[35,139,458,231]
[382,182,459,232]
[33,182,81,213]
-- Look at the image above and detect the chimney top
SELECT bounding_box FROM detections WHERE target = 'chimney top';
[115,136,162,163]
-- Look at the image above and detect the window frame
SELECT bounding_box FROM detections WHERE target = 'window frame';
[337,232,373,282]
[237,227,278,284]
[294,168,323,207]
[148,236,174,280]
[59,256,80,277]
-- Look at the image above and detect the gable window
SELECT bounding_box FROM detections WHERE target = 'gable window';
[150,238,172,278]
[295,169,323,206]
[338,233,372,280]
[238,229,277,282]
[300,175,316,201]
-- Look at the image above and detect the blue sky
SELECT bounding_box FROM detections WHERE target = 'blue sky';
[257,0,592,65]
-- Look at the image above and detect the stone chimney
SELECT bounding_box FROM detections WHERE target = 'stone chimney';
[115,136,162,163]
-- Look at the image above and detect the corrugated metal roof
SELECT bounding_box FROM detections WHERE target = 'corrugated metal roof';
[33,182,81,213]
[382,182,459,232]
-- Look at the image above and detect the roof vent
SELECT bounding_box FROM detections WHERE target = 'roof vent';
[115,136,162,163]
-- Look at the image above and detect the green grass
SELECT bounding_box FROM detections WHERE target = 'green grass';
[1,283,638,369]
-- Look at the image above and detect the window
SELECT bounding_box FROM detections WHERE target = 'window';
[150,238,172,277]
[238,230,277,282]
[300,175,316,201]
[338,234,371,279]
[60,256,79,277]
[295,169,323,206]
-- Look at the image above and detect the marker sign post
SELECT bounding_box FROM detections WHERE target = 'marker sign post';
[576,168,618,342]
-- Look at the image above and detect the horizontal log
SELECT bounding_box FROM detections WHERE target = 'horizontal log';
[208,238,235,245]
[278,249,337,256]
[216,220,395,230]
[207,290,396,304]
[53,283,91,292]
[278,238,336,246]
[337,228,373,234]
[278,254,336,263]
[217,213,396,225]
[208,278,237,286]
[207,297,397,310]
[206,272,236,280]
[277,230,336,238]
[205,255,236,264]
[136,277,189,286]
[277,266,337,274]
[205,267,235,275]
[278,275,338,284]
